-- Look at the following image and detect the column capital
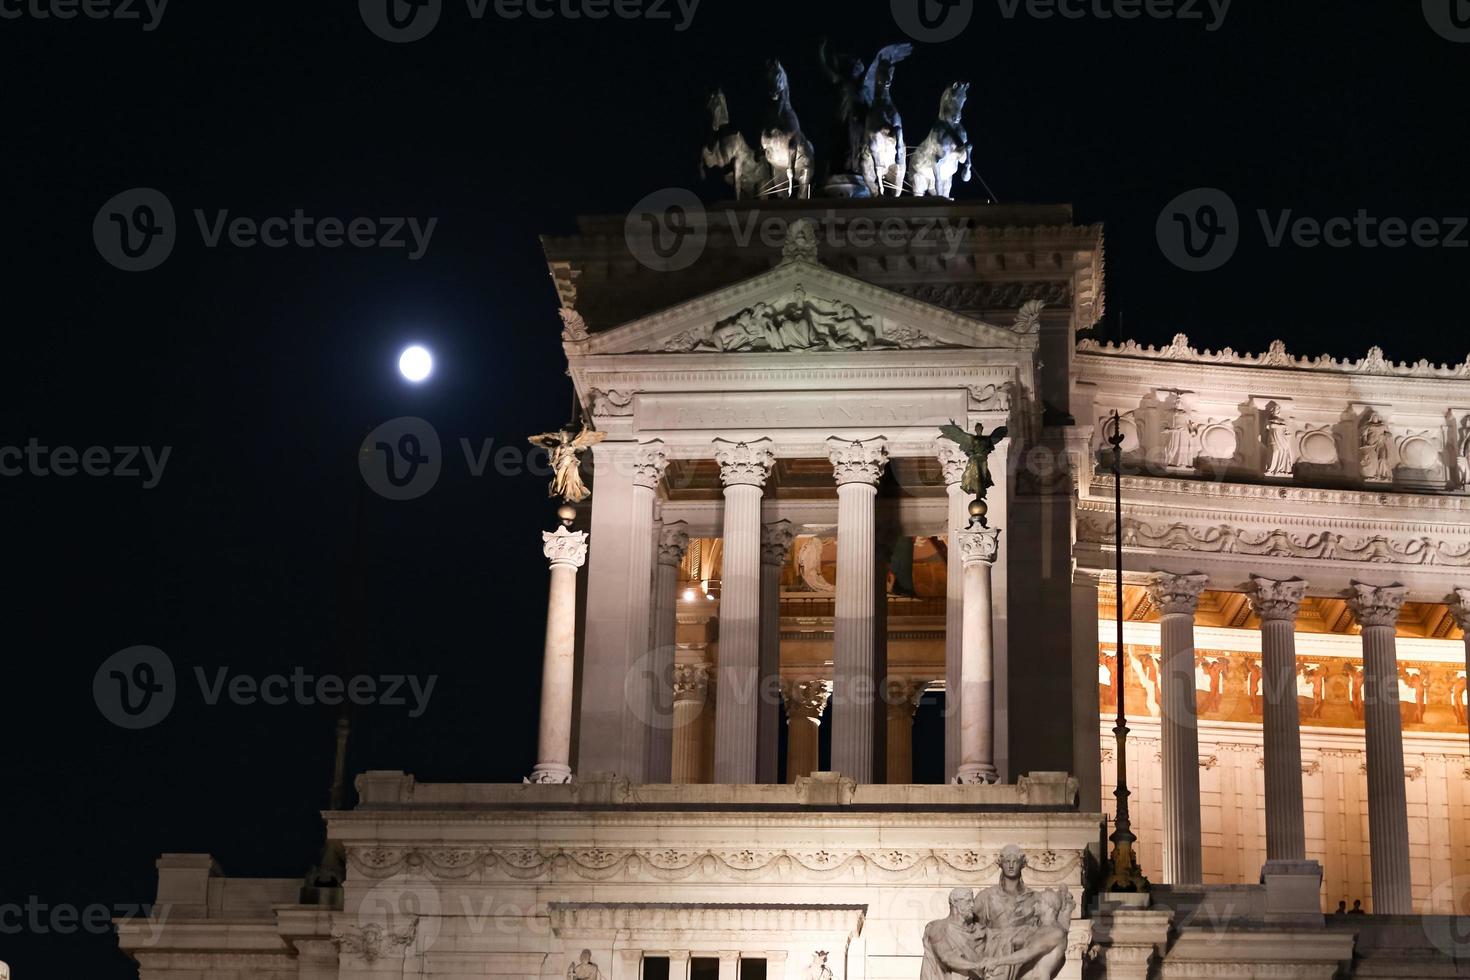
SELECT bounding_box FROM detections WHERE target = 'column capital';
[713,438,776,488]
[886,677,930,714]
[1249,575,1308,623]
[1346,581,1408,628]
[761,520,795,566]
[958,528,1001,565]
[1448,588,1470,632]
[935,438,969,487]
[542,527,589,569]
[632,440,670,490]
[828,436,890,486]
[1149,571,1208,616]
[658,522,690,567]
[673,662,710,702]
[782,678,832,720]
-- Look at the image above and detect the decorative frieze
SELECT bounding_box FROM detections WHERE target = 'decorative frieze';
[1079,334,1470,380]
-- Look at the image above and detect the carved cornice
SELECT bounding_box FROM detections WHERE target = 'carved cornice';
[347,844,1083,886]
[1148,571,1209,616]
[1078,334,1470,380]
[543,527,589,569]
[1089,471,1470,516]
[1346,581,1409,628]
[633,441,669,490]
[828,437,889,487]
[1248,576,1308,622]
[547,902,865,937]
[714,438,776,488]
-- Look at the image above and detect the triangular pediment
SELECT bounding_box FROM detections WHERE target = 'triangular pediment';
[567,261,1037,356]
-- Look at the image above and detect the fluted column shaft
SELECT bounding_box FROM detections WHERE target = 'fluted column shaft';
[829,437,889,783]
[671,663,709,784]
[1151,571,1208,884]
[620,442,668,784]
[712,440,775,784]
[885,680,924,784]
[528,527,588,784]
[784,680,831,782]
[956,530,1000,783]
[646,522,688,783]
[937,441,969,782]
[758,521,794,784]
[1348,581,1412,914]
[1250,576,1310,863]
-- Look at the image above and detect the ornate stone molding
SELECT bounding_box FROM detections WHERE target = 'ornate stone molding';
[783,679,833,720]
[543,527,589,569]
[714,438,776,488]
[1079,333,1470,380]
[632,441,669,490]
[958,529,1001,565]
[1346,581,1408,628]
[587,388,634,417]
[761,520,795,566]
[1248,576,1308,623]
[548,902,865,938]
[658,523,690,567]
[1449,588,1470,632]
[781,219,819,264]
[560,308,589,342]
[1148,571,1208,616]
[892,280,1071,319]
[828,436,889,487]
[332,922,417,964]
[1013,299,1045,334]
[967,382,1012,412]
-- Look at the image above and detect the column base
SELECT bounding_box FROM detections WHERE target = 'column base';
[524,764,573,785]
[953,764,999,785]
[1261,859,1324,926]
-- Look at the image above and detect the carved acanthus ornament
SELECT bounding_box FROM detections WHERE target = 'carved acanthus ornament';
[559,308,589,342]
[761,520,795,566]
[1079,334,1470,380]
[332,921,417,964]
[1345,581,1408,629]
[632,441,669,490]
[587,388,634,417]
[714,438,776,487]
[1013,299,1045,334]
[782,219,820,263]
[828,437,890,486]
[672,663,710,701]
[543,527,589,569]
[1248,576,1307,623]
[1148,572,1208,616]
[658,524,690,567]
[958,529,1000,565]
[783,679,833,720]
[967,383,1012,413]
[935,438,969,487]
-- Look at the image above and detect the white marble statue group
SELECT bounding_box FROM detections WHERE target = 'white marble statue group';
[921,846,1074,980]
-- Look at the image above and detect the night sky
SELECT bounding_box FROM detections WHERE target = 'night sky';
[4,0,1467,974]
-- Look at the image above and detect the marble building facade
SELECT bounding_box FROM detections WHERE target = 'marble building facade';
[115,200,1470,978]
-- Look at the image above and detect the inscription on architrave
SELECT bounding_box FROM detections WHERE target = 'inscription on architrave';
[635,390,968,430]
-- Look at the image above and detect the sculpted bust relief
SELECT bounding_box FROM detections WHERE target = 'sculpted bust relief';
[922,845,1073,980]
[567,949,601,980]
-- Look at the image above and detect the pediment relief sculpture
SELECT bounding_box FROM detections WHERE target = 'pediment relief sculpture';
[661,288,941,353]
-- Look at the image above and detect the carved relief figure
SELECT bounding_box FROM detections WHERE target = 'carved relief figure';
[1457,416,1470,488]
[664,293,914,353]
[911,82,973,199]
[1261,401,1294,476]
[1162,399,1198,470]
[1453,673,1467,726]
[528,426,606,503]
[1359,410,1394,481]
[567,949,602,980]
[804,950,834,980]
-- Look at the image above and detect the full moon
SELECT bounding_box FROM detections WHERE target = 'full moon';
[398,345,433,383]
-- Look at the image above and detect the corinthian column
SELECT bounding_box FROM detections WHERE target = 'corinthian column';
[956,530,1001,783]
[1248,576,1311,864]
[527,526,588,784]
[712,439,776,784]
[645,522,689,783]
[621,442,668,784]
[1451,589,1470,754]
[828,436,889,783]
[936,439,969,782]
[758,520,794,784]
[1346,580,1412,914]
[783,679,832,782]
[671,662,709,784]
[1149,570,1208,884]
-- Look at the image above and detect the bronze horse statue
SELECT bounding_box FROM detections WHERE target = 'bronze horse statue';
[910,82,973,199]
[761,59,814,199]
[700,89,771,200]
[858,43,913,196]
